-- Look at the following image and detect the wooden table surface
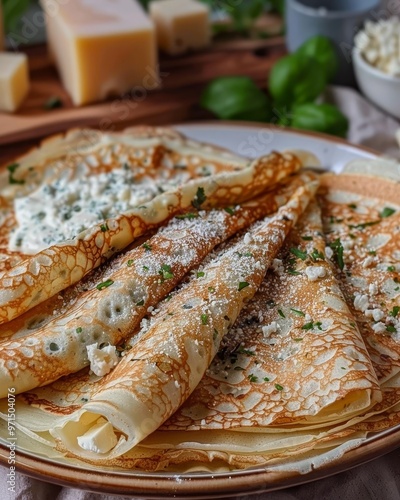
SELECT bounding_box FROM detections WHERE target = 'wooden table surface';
[0,20,286,164]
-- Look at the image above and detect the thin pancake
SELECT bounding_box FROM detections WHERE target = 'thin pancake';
[0,173,315,397]
[318,173,400,429]
[0,177,318,462]
[0,142,304,323]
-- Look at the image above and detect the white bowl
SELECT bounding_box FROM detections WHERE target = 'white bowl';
[353,47,400,119]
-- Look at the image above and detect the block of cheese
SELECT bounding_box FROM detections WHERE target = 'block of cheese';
[0,52,30,112]
[149,0,211,56]
[40,0,159,106]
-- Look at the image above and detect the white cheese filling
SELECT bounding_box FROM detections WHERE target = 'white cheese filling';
[86,343,119,377]
[9,165,189,254]
[77,417,118,454]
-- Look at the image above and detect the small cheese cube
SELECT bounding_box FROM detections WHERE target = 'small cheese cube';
[41,0,159,106]
[149,0,211,55]
[0,53,30,112]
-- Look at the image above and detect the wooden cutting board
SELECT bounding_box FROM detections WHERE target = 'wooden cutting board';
[0,15,285,154]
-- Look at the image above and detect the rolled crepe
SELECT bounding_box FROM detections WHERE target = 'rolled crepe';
[0,173,315,397]
[1,176,318,461]
[0,139,304,323]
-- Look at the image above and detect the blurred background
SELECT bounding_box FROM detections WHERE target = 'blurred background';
[0,0,399,157]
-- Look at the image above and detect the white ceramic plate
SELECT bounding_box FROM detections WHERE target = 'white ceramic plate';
[1,123,399,499]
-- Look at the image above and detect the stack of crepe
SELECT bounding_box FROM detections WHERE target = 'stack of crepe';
[0,127,399,474]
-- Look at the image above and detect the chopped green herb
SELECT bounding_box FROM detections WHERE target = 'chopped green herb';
[192,187,207,209]
[136,300,144,306]
[224,206,235,215]
[329,238,344,270]
[301,235,313,241]
[368,250,376,256]
[243,252,253,257]
[310,248,325,261]
[183,303,193,309]
[100,223,108,232]
[143,265,149,271]
[96,279,114,290]
[248,374,258,383]
[238,281,249,291]
[350,322,356,328]
[387,266,396,272]
[159,264,174,280]
[293,338,303,342]
[341,367,346,370]
[44,96,63,109]
[127,259,134,267]
[234,366,245,371]
[380,207,396,218]
[201,313,208,325]
[287,269,301,276]
[7,163,25,185]
[389,306,400,318]
[213,328,218,340]
[348,203,357,209]
[208,286,215,292]
[76,327,82,334]
[290,247,308,260]
[349,221,379,230]
[238,347,256,356]
[263,377,270,382]
[49,342,59,352]
[386,325,396,333]
[275,384,283,391]
[176,212,198,220]
[196,271,205,278]
[142,243,152,251]
[290,308,305,317]
[278,309,285,318]
[301,320,322,331]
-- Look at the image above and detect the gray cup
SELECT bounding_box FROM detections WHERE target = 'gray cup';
[285,0,382,86]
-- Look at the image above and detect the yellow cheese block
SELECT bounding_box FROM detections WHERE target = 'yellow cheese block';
[149,0,211,55]
[0,52,30,113]
[40,0,159,106]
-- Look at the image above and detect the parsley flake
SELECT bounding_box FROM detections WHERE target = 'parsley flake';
[248,374,258,383]
[380,207,396,218]
[238,281,249,291]
[159,264,174,281]
[224,206,235,215]
[127,259,134,267]
[387,266,396,272]
[386,325,396,333]
[176,212,198,220]
[136,300,144,306]
[290,247,308,260]
[329,238,344,270]
[390,306,400,318]
[290,308,305,317]
[100,223,108,232]
[96,279,114,290]
[192,187,207,209]
[76,327,82,334]
[275,384,284,391]
[196,271,205,278]
[301,236,313,241]
[7,163,25,185]
[278,309,285,318]
[142,243,152,251]
[201,313,208,325]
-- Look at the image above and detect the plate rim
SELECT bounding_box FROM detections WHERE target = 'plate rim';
[1,122,398,499]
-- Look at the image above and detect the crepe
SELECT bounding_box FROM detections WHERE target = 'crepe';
[0,176,318,463]
[0,173,316,397]
[318,173,400,429]
[0,127,309,323]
